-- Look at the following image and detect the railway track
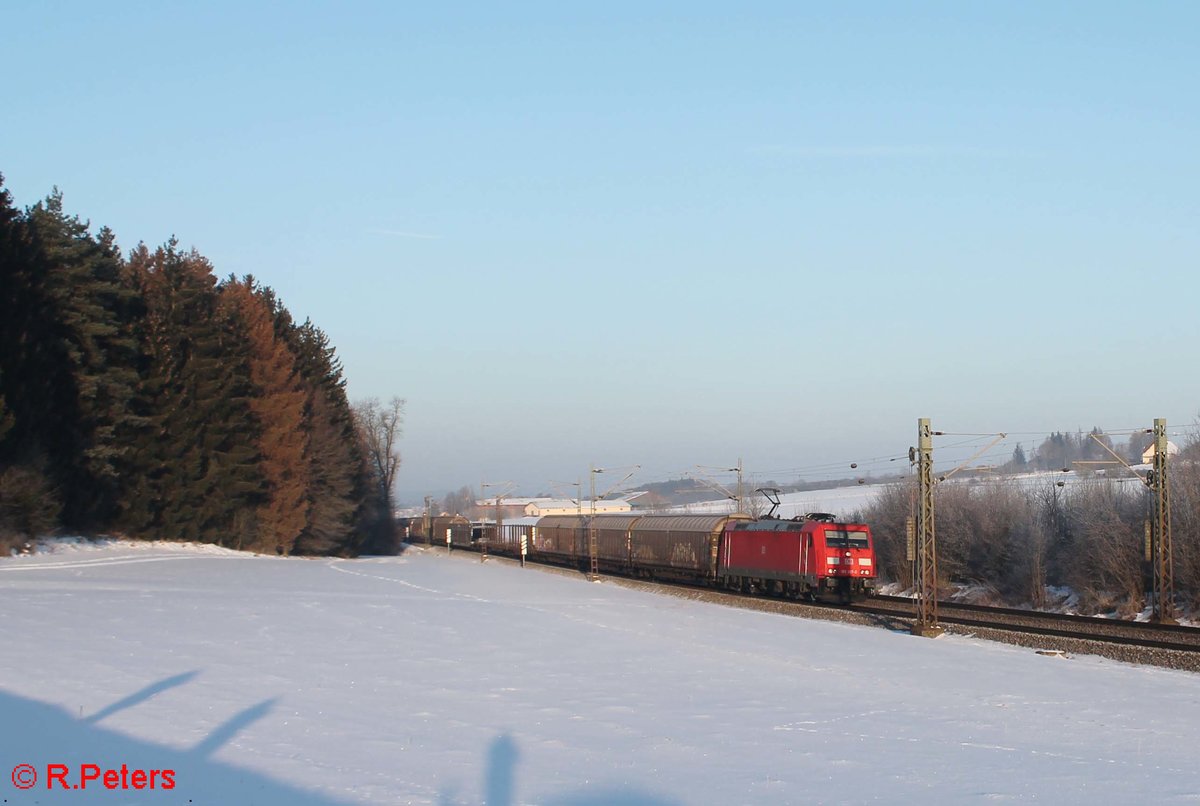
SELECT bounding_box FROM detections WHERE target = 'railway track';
[663,584,1200,671]
[416,545,1200,672]
[855,595,1200,654]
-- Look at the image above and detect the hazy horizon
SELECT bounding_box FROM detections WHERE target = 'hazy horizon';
[5,3,1198,505]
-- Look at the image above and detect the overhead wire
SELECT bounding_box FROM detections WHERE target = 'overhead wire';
[617,420,1190,497]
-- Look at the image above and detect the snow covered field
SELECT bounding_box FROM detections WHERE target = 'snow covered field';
[2,540,1199,805]
[669,469,1153,520]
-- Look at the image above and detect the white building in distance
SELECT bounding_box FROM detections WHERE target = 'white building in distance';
[524,499,633,517]
[1142,441,1180,464]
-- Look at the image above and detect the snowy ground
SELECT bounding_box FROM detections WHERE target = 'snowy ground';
[2,540,1199,805]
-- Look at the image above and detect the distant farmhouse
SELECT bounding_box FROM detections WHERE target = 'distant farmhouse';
[475,495,643,519]
[524,499,633,517]
[1142,440,1180,464]
[477,497,548,520]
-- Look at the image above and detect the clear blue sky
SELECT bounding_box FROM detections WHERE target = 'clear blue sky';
[5,2,1198,503]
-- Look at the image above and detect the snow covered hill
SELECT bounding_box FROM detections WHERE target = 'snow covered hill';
[659,483,881,518]
[662,469,1152,520]
[1,540,1197,804]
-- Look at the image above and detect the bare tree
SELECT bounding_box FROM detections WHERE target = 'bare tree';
[1170,459,1200,609]
[1058,479,1146,614]
[743,491,767,519]
[859,480,916,587]
[1127,429,1154,464]
[442,485,475,517]
[354,396,405,514]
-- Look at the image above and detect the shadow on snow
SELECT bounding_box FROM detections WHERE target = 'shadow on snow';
[4,677,683,805]
[444,733,683,806]
[0,676,351,805]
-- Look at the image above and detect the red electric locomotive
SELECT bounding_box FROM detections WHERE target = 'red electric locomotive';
[718,513,876,603]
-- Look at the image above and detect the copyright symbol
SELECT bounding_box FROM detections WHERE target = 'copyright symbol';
[12,763,37,789]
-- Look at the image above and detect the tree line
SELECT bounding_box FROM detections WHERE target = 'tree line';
[1003,428,1154,474]
[0,175,399,555]
[861,431,1200,615]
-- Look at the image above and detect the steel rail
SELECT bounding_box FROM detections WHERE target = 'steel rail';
[856,596,1200,652]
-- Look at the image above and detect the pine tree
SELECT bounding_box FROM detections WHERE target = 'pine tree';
[284,320,367,555]
[1011,443,1027,470]
[0,176,66,540]
[0,185,26,456]
[0,176,60,467]
[21,191,142,528]
[221,277,309,554]
[122,242,265,544]
[0,384,13,447]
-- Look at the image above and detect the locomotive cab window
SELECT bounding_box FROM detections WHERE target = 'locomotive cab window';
[824,529,870,549]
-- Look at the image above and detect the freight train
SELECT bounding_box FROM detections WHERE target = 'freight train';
[407,511,876,602]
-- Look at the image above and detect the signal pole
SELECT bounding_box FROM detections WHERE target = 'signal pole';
[423,496,433,546]
[479,480,489,562]
[735,457,744,513]
[907,420,1005,636]
[480,480,514,564]
[912,418,943,637]
[1088,421,1176,624]
[589,465,600,581]
[692,459,746,514]
[587,464,639,581]
[1150,418,1175,623]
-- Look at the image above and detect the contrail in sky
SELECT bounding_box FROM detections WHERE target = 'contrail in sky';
[368,228,442,239]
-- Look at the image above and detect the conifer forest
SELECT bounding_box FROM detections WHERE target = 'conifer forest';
[0,175,396,555]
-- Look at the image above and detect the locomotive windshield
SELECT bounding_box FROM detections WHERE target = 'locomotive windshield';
[824,529,870,548]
